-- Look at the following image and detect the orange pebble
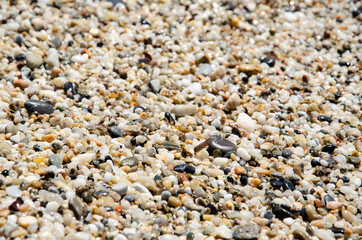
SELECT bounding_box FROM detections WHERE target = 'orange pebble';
[250,178,262,187]
[234,166,245,175]
[115,205,123,213]
[314,199,322,208]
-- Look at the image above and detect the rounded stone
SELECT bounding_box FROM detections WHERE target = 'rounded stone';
[26,53,43,69]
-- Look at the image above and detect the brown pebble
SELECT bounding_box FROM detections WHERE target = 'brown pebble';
[13,79,30,89]
[314,199,322,208]
[168,196,182,208]
[177,173,189,183]
[293,229,311,240]
[42,134,57,143]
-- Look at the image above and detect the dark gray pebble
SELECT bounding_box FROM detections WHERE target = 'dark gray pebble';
[173,164,195,174]
[108,126,123,138]
[282,149,293,158]
[68,197,84,220]
[317,115,332,123]
[208,135,237,153]
[272,204,295,220]
[25,100,54,115]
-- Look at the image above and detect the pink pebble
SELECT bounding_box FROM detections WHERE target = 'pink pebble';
[326,201,341,210]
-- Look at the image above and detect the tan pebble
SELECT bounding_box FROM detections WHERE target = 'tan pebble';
[0,209,10,218]
[310,219,325,228]
[347,205,357,215]
[342,210,355,224]
[18,203,30,212]
[250,178,262,187]
[94,139,102,147]
[30,180,42,189]
[11,229,27,238]
[190,179,200,191]
[84,113,93,121]
[18,216,37,228]
[326,201,341,210]
[50,67,62,78]
[67,138,76,148]
[345,228,353,235]
[34,168,45,176]
[293,229,311,240]
[0,218,5,227]
[13,79,30,90]
[42,134,56,143]
[202,214,214,221]
[163,180,172,190]
[168,196,182,207]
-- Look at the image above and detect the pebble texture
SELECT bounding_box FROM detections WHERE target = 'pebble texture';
[0,0,361,240]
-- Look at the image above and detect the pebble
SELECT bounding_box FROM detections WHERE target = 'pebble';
[71,153,95,164]
[215,224,232,239]
[233,223,261,240]
[49,154,61,168]
[149,79,161,93]
[237,113,256,133]
[24,100,55,115]
[6,186,22,198]
[108,126,124,138]
[208,135,237,153]
[293,230,311,240]
[260,57,275,67]
[213,157,228,166]
[69,197,84,220]
[196,64,213,76]
[173,164,195,174]
[194,187,206,198]
[315,229,334,240]
[112,183,128,196]
[51,36,62,49]
[18,216,37,228]
[161,191,171,200]
[26,53,43,69]
[121,157,138,167]
[272,205,295,220]
[168,196,182,208]
[237,148,251,161]
[171,105,197,117]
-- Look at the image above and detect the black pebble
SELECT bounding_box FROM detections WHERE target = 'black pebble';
[341,176,349,183]
[317,115,332,123]
[15,53,26,61]
[331,228,344,234]
[270,180,283,188]
[282,180,295,191]
[352,8,362,18]
[174,164,195,174]
[14,35,23,45]
[1,169,9,177]
[226,176,235,184]
[104,206,114,212]
[322,145,336,154]
[165,112,175,124]
[272,205,295,220]
[240,175,248,186]
[64,82,78,96]
[260,57,275,67]
[81,192,93,204]
[24,100,54,115]
[281,149,292,158]
[108,126,123,138]
[311,159,321,167]
[299,208,308,221]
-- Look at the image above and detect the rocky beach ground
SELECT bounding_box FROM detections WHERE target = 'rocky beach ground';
[0,0,361,239]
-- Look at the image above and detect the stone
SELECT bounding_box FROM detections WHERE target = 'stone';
[171,104,197,117]
[25,100,54,115]
[194,187,206,198]
[45,49,59,68]
[108,126,124,138]
[69,197,84,220]
[133,183,153,199]
[173,164,195,174]
[6,186,22,198]
[112,183,128,196]
[315,229,334,240]
[13,79,30,90]
[293,230,311,240]
[238,64,262,76]
[121,157,138,167]
[282,149,293,158]
[71,153,95,164]
[51,36,62,49]
[213,157,228,166]
[317,115,332,123]
[214,224,232,239]
[208,135,237,153]
[225,93,241,110]
[26,53,43,69]
[168,196,182,207]
[149,79,160,93]
[272,205,295,220]
[18,216,37,228]
[49,154,61,168]
[81,192,93,204]
[196,64,213,76]
[348,156,360,165]
[161,191,171,200]
[233,223,261,240]
[237,113,256,133]
[237,148,251,161]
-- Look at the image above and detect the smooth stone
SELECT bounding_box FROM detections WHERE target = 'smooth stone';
[121,157,138,167]
[282,149,293,158]
[196,64,213,76]
[161,191,171,200]
[52,36,62,49]
[237,148,251,161]
[26,53,43,69]
[208,135,237,153]
[69,197,84,220]
[233,223,261,240]
[112,183,128,196]
[323,195,335,205]
[74,232,92,240]
[81,192,93,204]
[272,205,295,220]
[340,186,354,195]
[6,186,22,199]
[215,224,232,239]
[238,64,262,76]
[317,115,332,123]
[14,35,23,45]
[237,113,256,133]
[49,154,61,168]
[213,157,228,166]
[109,0,125,7]
[18,216,37,228]
[282,180,295,191]
[71,153,95,164]
[173,164,195,174]
[171,104,197,117]
[108,126,124,138]
[45,49,59,68]
[292,230,311,240]
[149,79,160,93]
[348,156,360,165]
[168,196,182,208]
[133,183,153,199]
[321,145,336,154]
[15,53,26,61]
[263,211,273,219]
[194,187,206,198]
[25,100,54,115]
[225,93,241,110]
[315,229,334,240]
[213,192,221,202]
